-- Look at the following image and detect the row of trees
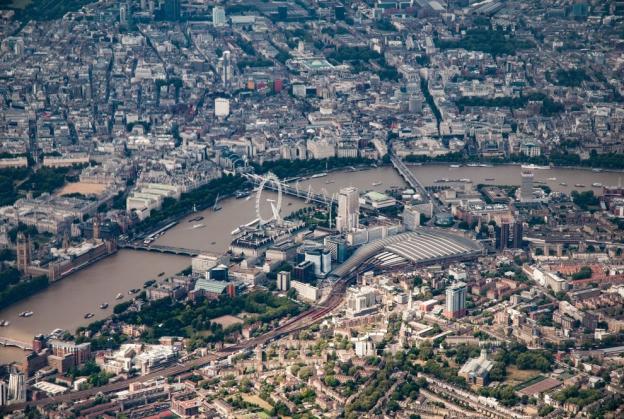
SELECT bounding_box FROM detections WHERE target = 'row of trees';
[0,267,21,293]
[0,167,30,206]
[252,156,376,179]
[0,164,89,207]
[326,46,399,81]
[552,385,601,408]
[435,27,535,56]
[13,0,95,22]
[456,92,565,117]
[0,275,48,310]
[548,69,590,87]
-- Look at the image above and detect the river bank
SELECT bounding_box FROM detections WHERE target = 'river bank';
[404,152,624,173]
[405,160,624,175]
[0,250,189,364]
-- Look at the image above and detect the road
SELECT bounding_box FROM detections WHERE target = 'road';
[2,277,350,413]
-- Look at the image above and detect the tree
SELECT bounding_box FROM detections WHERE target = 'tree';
[489,362,506,381]
[571,190,599,210]
[572,266,592,280]
[515,351,553,372]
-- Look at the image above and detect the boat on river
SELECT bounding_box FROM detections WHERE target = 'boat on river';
[521,164,550,170]
[310,172,328,179]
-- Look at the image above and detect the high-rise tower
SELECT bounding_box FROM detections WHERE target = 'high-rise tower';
[212,6,226,27]
[8,372,26,403]
[336,187,359,233]
[520,170,534,202]
[444,281,467,319]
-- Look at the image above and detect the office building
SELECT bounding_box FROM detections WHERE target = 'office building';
[336,187,359,233]
[212,6,226,27]
[293,260,315,283]
[346,286,379,317]
[512,221,523,248]
[49,340,91,367]
[444,281,467,319]
[8,372,26,403]
[403,205,421,231]
[215,98,230,117]
[324,236,348,262]
[277,270,290,291]
[0,380,7,406]
[520,170,534,202]
[495,221,510,251]
[221,50,232,87]
[191,252,222,275]
[304,248,332,276]
[354,337,375,357]
[290,280,319,302]
[273,79,283,93]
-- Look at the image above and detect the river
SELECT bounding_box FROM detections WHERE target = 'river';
[2,163,620,365]
[407,164,624,195]
[0,250,189,365]
[152,191,309,252]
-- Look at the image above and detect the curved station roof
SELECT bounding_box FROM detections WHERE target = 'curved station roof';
[332,228,483,278]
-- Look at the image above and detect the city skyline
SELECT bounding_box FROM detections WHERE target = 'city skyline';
[0,0,623,417]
